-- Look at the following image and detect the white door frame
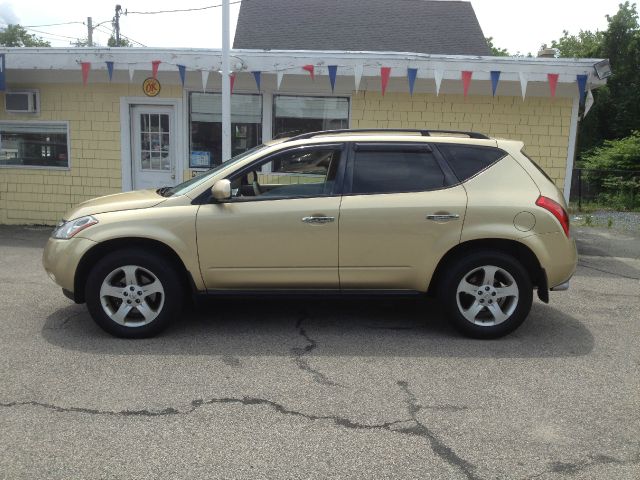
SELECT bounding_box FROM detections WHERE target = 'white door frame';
[120,96,185,191]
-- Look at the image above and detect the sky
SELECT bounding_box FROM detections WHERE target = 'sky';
[0,0,631,54]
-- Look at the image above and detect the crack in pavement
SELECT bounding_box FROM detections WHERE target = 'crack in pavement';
[525,451,640,479]
[291,317,342,387]
[2,381,476,477]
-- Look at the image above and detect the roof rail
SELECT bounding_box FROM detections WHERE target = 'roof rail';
[284,129,490,142]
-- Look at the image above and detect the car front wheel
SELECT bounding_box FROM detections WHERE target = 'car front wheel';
[85,249,183,338]
[439,251,533,339]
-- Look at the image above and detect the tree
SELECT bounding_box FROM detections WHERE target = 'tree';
[486,37,510,56]
[551,30,604,58]
[107,35,132,47]
[0,24,50,47]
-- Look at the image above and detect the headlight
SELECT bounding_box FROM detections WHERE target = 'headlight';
[52,215,98,239]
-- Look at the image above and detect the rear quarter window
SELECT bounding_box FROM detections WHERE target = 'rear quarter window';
[437,144,507,183]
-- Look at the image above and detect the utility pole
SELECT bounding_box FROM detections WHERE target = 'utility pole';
[221,0,231,161]
[113,5,123,47]
[87,17,93,47]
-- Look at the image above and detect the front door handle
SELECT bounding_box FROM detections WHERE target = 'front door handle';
[302,216,335,224]
[426,213,460,222]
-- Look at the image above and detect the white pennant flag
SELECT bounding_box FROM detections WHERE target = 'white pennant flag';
[584,88,594,116]
[201,70,209,92]
[434,68,444,96]
[354,64,363,93]
[276,71,284,90]
[128,65,135,82]
[519,72,528,100]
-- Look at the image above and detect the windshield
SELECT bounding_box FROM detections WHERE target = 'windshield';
[161,144,268,197]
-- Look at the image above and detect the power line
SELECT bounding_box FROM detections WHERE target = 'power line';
[22,27,83,41]
[22,21,84,28]
[126,1,242,15]
[94,24,147,47]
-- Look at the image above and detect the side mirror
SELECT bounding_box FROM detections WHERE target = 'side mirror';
[211,179,231,202]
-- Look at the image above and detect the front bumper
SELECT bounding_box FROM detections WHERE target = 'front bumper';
[42,236,97,295]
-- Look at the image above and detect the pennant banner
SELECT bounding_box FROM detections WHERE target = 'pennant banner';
[201,70,209,92]
[151,60,161,79]
[252,71,261,91]
[380,67,391,96]
[584,88,594,116]
[547,73,559,98]
[230,73,236,94]
[302,64,315,80]
[106,61,114,82]
[407,68,418,96]
[490,71,501,97]
[277,71,284,90]
[461,70,472,97]
[128,65,135,82]
[177,64,186,87]
[328,65,337,92]
[0,54,5,91]
[81,62,91,86]
[519,72,528,100]
[577,74,588,104]
[434,68,444,96]
[354,64,363,93]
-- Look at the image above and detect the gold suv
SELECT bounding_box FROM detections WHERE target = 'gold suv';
[43,129,576,339]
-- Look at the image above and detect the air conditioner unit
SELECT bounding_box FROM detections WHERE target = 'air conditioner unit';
[5,90,39,113]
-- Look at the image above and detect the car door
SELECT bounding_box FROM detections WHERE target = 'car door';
[196,144,345,289]
[338,142,467,291]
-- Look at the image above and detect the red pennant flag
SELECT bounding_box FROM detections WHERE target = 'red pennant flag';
[230,73,236,94]
[302,64,315,80]
[151,60,161,79]
[380,67,391,96]
[461,71,473,97]
[547,73,559,98]
[80,62,91,86]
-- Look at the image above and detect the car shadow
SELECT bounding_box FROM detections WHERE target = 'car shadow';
[42,296,594,358]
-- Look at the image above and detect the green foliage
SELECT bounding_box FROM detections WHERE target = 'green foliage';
[0,24,50,47]
[107,35,132,47]
[486,37,510,56]
[581,131,640,171]
[551,30,604,58]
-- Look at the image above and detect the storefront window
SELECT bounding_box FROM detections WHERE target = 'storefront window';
[273,95,349,138]
[189,93,262,168]
[0,122,69,168]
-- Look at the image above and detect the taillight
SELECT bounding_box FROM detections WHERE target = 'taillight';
[536,196,570,237]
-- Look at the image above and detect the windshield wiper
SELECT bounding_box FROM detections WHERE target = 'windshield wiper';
[156,186,173,197]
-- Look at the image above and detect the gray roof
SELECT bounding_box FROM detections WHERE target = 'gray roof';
[233,0,490,56]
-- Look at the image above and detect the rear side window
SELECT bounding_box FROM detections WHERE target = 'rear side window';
[437,144,506,182]
[352,149,445,194]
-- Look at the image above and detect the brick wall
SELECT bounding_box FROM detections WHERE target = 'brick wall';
[352,92,573,188]
[0,83,182,225]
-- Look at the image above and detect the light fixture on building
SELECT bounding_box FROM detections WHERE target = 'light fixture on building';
[593,59,612,79]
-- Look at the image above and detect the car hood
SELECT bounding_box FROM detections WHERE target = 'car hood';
[62,189,167,220]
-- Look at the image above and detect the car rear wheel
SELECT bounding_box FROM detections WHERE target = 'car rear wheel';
[439,251,533,339]
[85,249,183,338]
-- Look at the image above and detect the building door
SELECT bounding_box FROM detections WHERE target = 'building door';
[131,105,176,190]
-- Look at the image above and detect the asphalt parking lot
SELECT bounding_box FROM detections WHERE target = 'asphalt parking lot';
[0,225,638,479]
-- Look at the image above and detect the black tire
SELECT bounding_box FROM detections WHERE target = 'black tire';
[85,248,184,338]
[438,250,533,339]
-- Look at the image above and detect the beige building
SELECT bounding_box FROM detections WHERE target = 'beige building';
[0,47,606,225]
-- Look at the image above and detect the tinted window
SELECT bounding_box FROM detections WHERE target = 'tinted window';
[437,144,506,182]
[352,150,445,194]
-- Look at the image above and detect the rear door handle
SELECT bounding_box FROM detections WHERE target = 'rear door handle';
[426,213,460,222]
[302,216,335,224]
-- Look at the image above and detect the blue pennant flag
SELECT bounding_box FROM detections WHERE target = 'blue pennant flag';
[490,71,501,97]
[407,68,418,96]
[177,65,186,87]
[105,61,114,82]
[577,74,588,104]
[252,71,261,91]
[0,54,5,91]
[328,65,338,92]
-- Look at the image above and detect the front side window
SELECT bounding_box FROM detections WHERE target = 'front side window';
[351,148,446,195]
[189,93,262,168]
[0,122,69,168]
[230,147,342,200]
[273,95,349,138]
